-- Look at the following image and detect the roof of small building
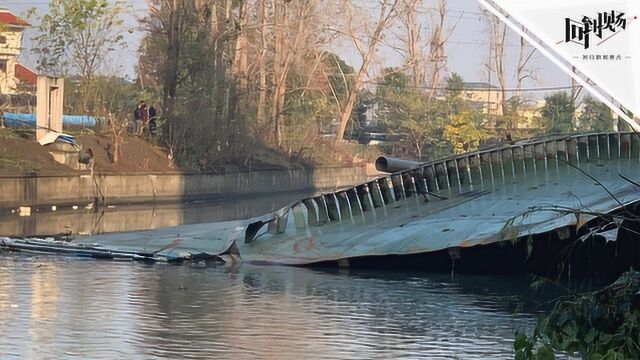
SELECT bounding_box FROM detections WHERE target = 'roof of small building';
[0,9,30,27]
[15,63,36,85]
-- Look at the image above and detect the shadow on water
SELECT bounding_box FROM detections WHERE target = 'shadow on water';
[0,190,316,238]
[0,255,548,359]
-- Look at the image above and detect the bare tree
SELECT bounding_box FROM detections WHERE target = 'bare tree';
[256,0,269,130]
[488,14,507,116]
[426,0,459,102]
[32,0,129,114]
[233,0,250,92]
[106,113,128,163]
[269,0,323,148]
[271,0,287,147]
[164,0,182,119]
[137,0,360,165]
[570,66,583,111]
[333,0,399,146]
[399,0,425,88]
[514,29,536,99]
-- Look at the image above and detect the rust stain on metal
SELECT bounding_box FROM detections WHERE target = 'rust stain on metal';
[234,132,640,265]
[45,132,640,267]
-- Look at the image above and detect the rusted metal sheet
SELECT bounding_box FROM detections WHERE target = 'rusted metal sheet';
[7,132,640,266]
[71,220,246,260]
[235,132,640,265]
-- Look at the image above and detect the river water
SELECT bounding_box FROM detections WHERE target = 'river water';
[0,196,547,359]
[0,254,542,359]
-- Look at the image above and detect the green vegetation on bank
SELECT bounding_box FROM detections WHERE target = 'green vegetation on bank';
[515,270,640,360]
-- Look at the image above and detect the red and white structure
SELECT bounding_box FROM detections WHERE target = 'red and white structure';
[0,8,36,94]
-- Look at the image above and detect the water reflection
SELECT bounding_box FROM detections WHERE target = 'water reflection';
[0,256,540,359]
[0,191,315,237]
[27,262,60,358]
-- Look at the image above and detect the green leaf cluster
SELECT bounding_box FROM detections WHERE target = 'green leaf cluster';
[538,92,575,135]
[375,70,489,159]
[32,0,126,76]
[515,269,640,359]
[443,110,488,155]
[578,97,615,133]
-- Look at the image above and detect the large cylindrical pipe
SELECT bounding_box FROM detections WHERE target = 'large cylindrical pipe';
[375,156,423,173]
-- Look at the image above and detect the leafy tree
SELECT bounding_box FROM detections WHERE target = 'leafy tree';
[443,110,488,154]
[377,69,411,98]
[350,89,375,139]
[64,76,138,117]
[539,92,575,134]
[578,97,614,132]
[445,73,465,116]
[496,96,527,140]
[396,100,448,161]
[515,270,640,360]
[376,68,449,160]
[322,52,356,137]
[446,72,464,95]
[31,0,128,114]
[325,52,355,101]
[333,0,399,146]
[376,68,413,134]
[441,73,491,154]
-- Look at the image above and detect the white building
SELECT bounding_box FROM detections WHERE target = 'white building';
[0,9,36,95]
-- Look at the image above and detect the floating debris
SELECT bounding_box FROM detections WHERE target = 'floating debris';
[0,237,225,264]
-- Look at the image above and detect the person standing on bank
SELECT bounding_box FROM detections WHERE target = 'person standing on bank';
[134,100,149,135]
[148,105,157,135]
[134,101,142,127]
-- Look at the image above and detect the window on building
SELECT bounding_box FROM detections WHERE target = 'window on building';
[0,36,6,44]
[0,60,6,73]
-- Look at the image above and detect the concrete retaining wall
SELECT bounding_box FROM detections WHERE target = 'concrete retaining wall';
[0,166,378,211]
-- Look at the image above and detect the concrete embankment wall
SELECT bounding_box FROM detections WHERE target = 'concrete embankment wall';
[0,166,379,211]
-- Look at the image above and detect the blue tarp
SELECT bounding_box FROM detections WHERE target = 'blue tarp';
[2,113,97,128]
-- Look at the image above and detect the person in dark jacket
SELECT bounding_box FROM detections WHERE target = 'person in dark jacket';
[148,106,157,135]
[134,100,148,135]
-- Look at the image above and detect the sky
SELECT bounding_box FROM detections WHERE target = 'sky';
[1,0,570,99]
[335,0,570,96]
[2,0,146,81]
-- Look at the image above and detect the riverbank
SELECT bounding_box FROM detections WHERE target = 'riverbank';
[0,126,381,212]
[0,165,378,213]
[0,127,377,174]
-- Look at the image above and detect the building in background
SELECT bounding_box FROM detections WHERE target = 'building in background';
[0,8,36,94]
[461,82,503,116]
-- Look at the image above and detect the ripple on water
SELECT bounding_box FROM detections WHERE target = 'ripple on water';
[0,255,539,359]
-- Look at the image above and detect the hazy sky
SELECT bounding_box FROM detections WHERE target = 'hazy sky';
[3,0,146,80]
[344,0,570,95]
[2,0,570,98]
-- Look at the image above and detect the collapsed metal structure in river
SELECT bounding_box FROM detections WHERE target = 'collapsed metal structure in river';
[3,132,640,277]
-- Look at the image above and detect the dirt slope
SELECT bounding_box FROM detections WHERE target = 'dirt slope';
[0,128,176,174]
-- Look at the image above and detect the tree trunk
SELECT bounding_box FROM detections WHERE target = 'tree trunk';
[233,0,249,91]
[113,139,120,163]
[257,0,268,130]
[515,29,535,99]
[271,0,306,148]
[163,0,181,118]
[271,0,285,147]
[426,0,448,102]
[490,16,507,116]
[212,0,229,138]
[334,0,397,146]
[401,0,423,88]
